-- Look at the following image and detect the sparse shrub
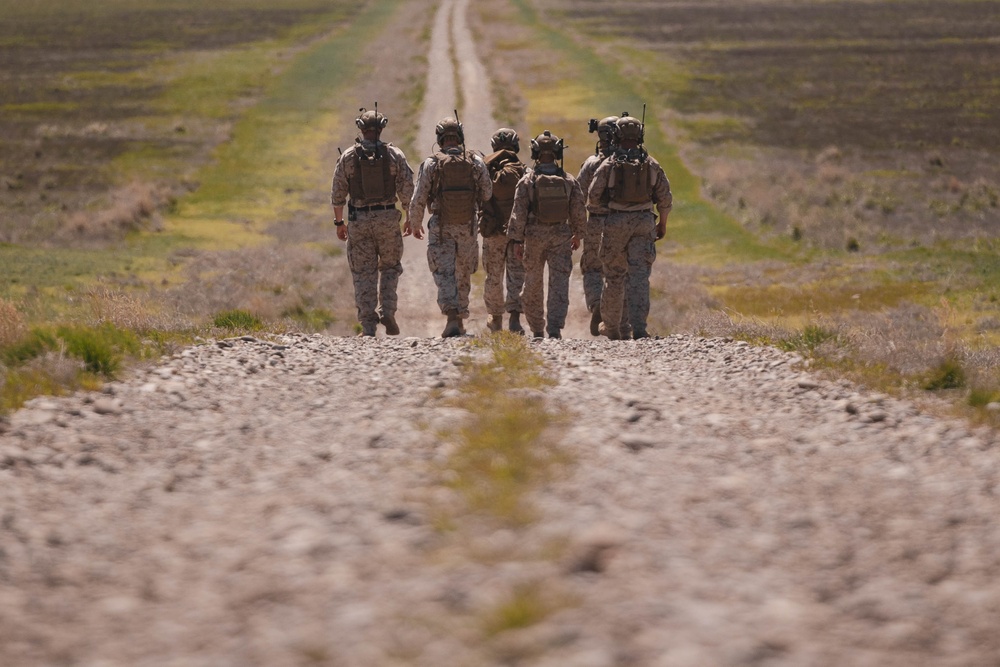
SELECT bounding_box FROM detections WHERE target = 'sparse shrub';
[791,226,802,241]
[57,324,139,376]
[968,387,1000,408]
[846,237,860,252]
[283,306,334,332]
[922,356,966,391]
[779,324,839,354]
[482,584,555,637]
[212,309,264,332]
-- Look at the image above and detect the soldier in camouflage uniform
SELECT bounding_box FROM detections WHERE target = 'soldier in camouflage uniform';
[587,114,672,340]
[330,108,415,337]
[480,128,527,334]
[577,115,628,337]
[507,131,586,339]
[407,117,492,338]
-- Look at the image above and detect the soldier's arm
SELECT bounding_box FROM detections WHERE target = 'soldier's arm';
[576,158,596,199]
[587,160,611,210]
[506,177,531,243]
[405,159,433,239]
[568,177,587,238]
[330,151,352,216]
[650,159,672,239]
[391,146,416,215]
[474,156,493,202]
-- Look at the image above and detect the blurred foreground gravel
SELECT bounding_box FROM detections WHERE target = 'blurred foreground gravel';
[1,333,998,666]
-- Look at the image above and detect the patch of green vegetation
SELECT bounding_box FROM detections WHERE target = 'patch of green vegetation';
[212,309,264,332]
[482,584,561,637]
[715,278,925,320]
[167,0,403,243]
[1,102,80,115]
[440,332,567,526]
[283,305,334,332]
[922,356,966,391]
[968,386,1000,408]
[777,324,839,354]
[508,0,789,267]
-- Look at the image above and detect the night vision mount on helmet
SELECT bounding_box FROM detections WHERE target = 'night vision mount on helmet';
[588,116,619,156]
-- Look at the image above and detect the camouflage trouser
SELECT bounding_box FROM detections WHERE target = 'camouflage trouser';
[581,213,607,313]
[427,216,477,318]
[346,208,404,327]
[481,234,525,316]
[522,225,574,334]
[599,211,656,334]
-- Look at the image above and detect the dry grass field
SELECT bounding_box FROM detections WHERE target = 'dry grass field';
[0,0,433,412]
[524,0,1000,418]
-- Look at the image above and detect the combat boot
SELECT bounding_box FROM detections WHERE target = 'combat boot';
[589,305,602,336]
[487,315,503,332]
[547,327,562,340]
[632,327,649,340]
[532,331,544,338]
[380,313,400,336]
[598,322,621,340]
[442,311,463,338]
[359,321,377,337]
[508,312,524,335]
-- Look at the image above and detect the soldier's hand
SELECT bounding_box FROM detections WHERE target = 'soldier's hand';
[512,242,524,261]
[411,224,425,240]
[336,225,348,242]
[570,234,581,251]
[402,219,413,237]
[655,221,666,240]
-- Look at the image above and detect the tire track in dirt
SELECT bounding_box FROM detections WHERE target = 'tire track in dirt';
[397,0,590,338]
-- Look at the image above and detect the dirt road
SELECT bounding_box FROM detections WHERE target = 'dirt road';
[397,0,589,339]
[2,2,999,666]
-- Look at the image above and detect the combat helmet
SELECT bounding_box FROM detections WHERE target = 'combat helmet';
[435,116,465,146]
[491,128,520,153]
[589,116,619,155]
[613,112,644,145]
[530,130,564,161]
[356,107,388,136]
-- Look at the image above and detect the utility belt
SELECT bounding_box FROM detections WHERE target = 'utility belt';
[348,203,396,220]
[608,203,654,213]
[529,216,567,227]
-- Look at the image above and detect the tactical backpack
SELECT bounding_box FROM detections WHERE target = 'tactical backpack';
[609,149,652,206]
[532,170,571,224]
[349,143,395,202]
[481,149,525,236]
[432,150,477,225]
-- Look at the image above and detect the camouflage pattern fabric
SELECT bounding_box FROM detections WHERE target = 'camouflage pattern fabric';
[427,217,478,318]
[507,165,586,333]
[599,211,657,334]
[587,153,672,215]
[481,234,525,316]
[409,151,492,318]
[330,142,415,208]
[577,154,611,313]
[346,209,405,326]
[407,150,492,219]
[520,227,574,334]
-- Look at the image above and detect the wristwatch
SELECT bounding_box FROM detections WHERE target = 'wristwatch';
[334,219,345,227]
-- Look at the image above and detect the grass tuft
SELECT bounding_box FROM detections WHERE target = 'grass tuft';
[922,355,967,391]
[482,584,558,637]
[0,299,27,347]
[439,332,568,526]
[212,309,264,332]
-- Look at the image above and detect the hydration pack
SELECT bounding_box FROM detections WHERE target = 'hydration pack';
[433,150,478,225]
[481,149,525,236]
[610,149,652,206]
[532,170,570,224]
[349,142,395,202]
